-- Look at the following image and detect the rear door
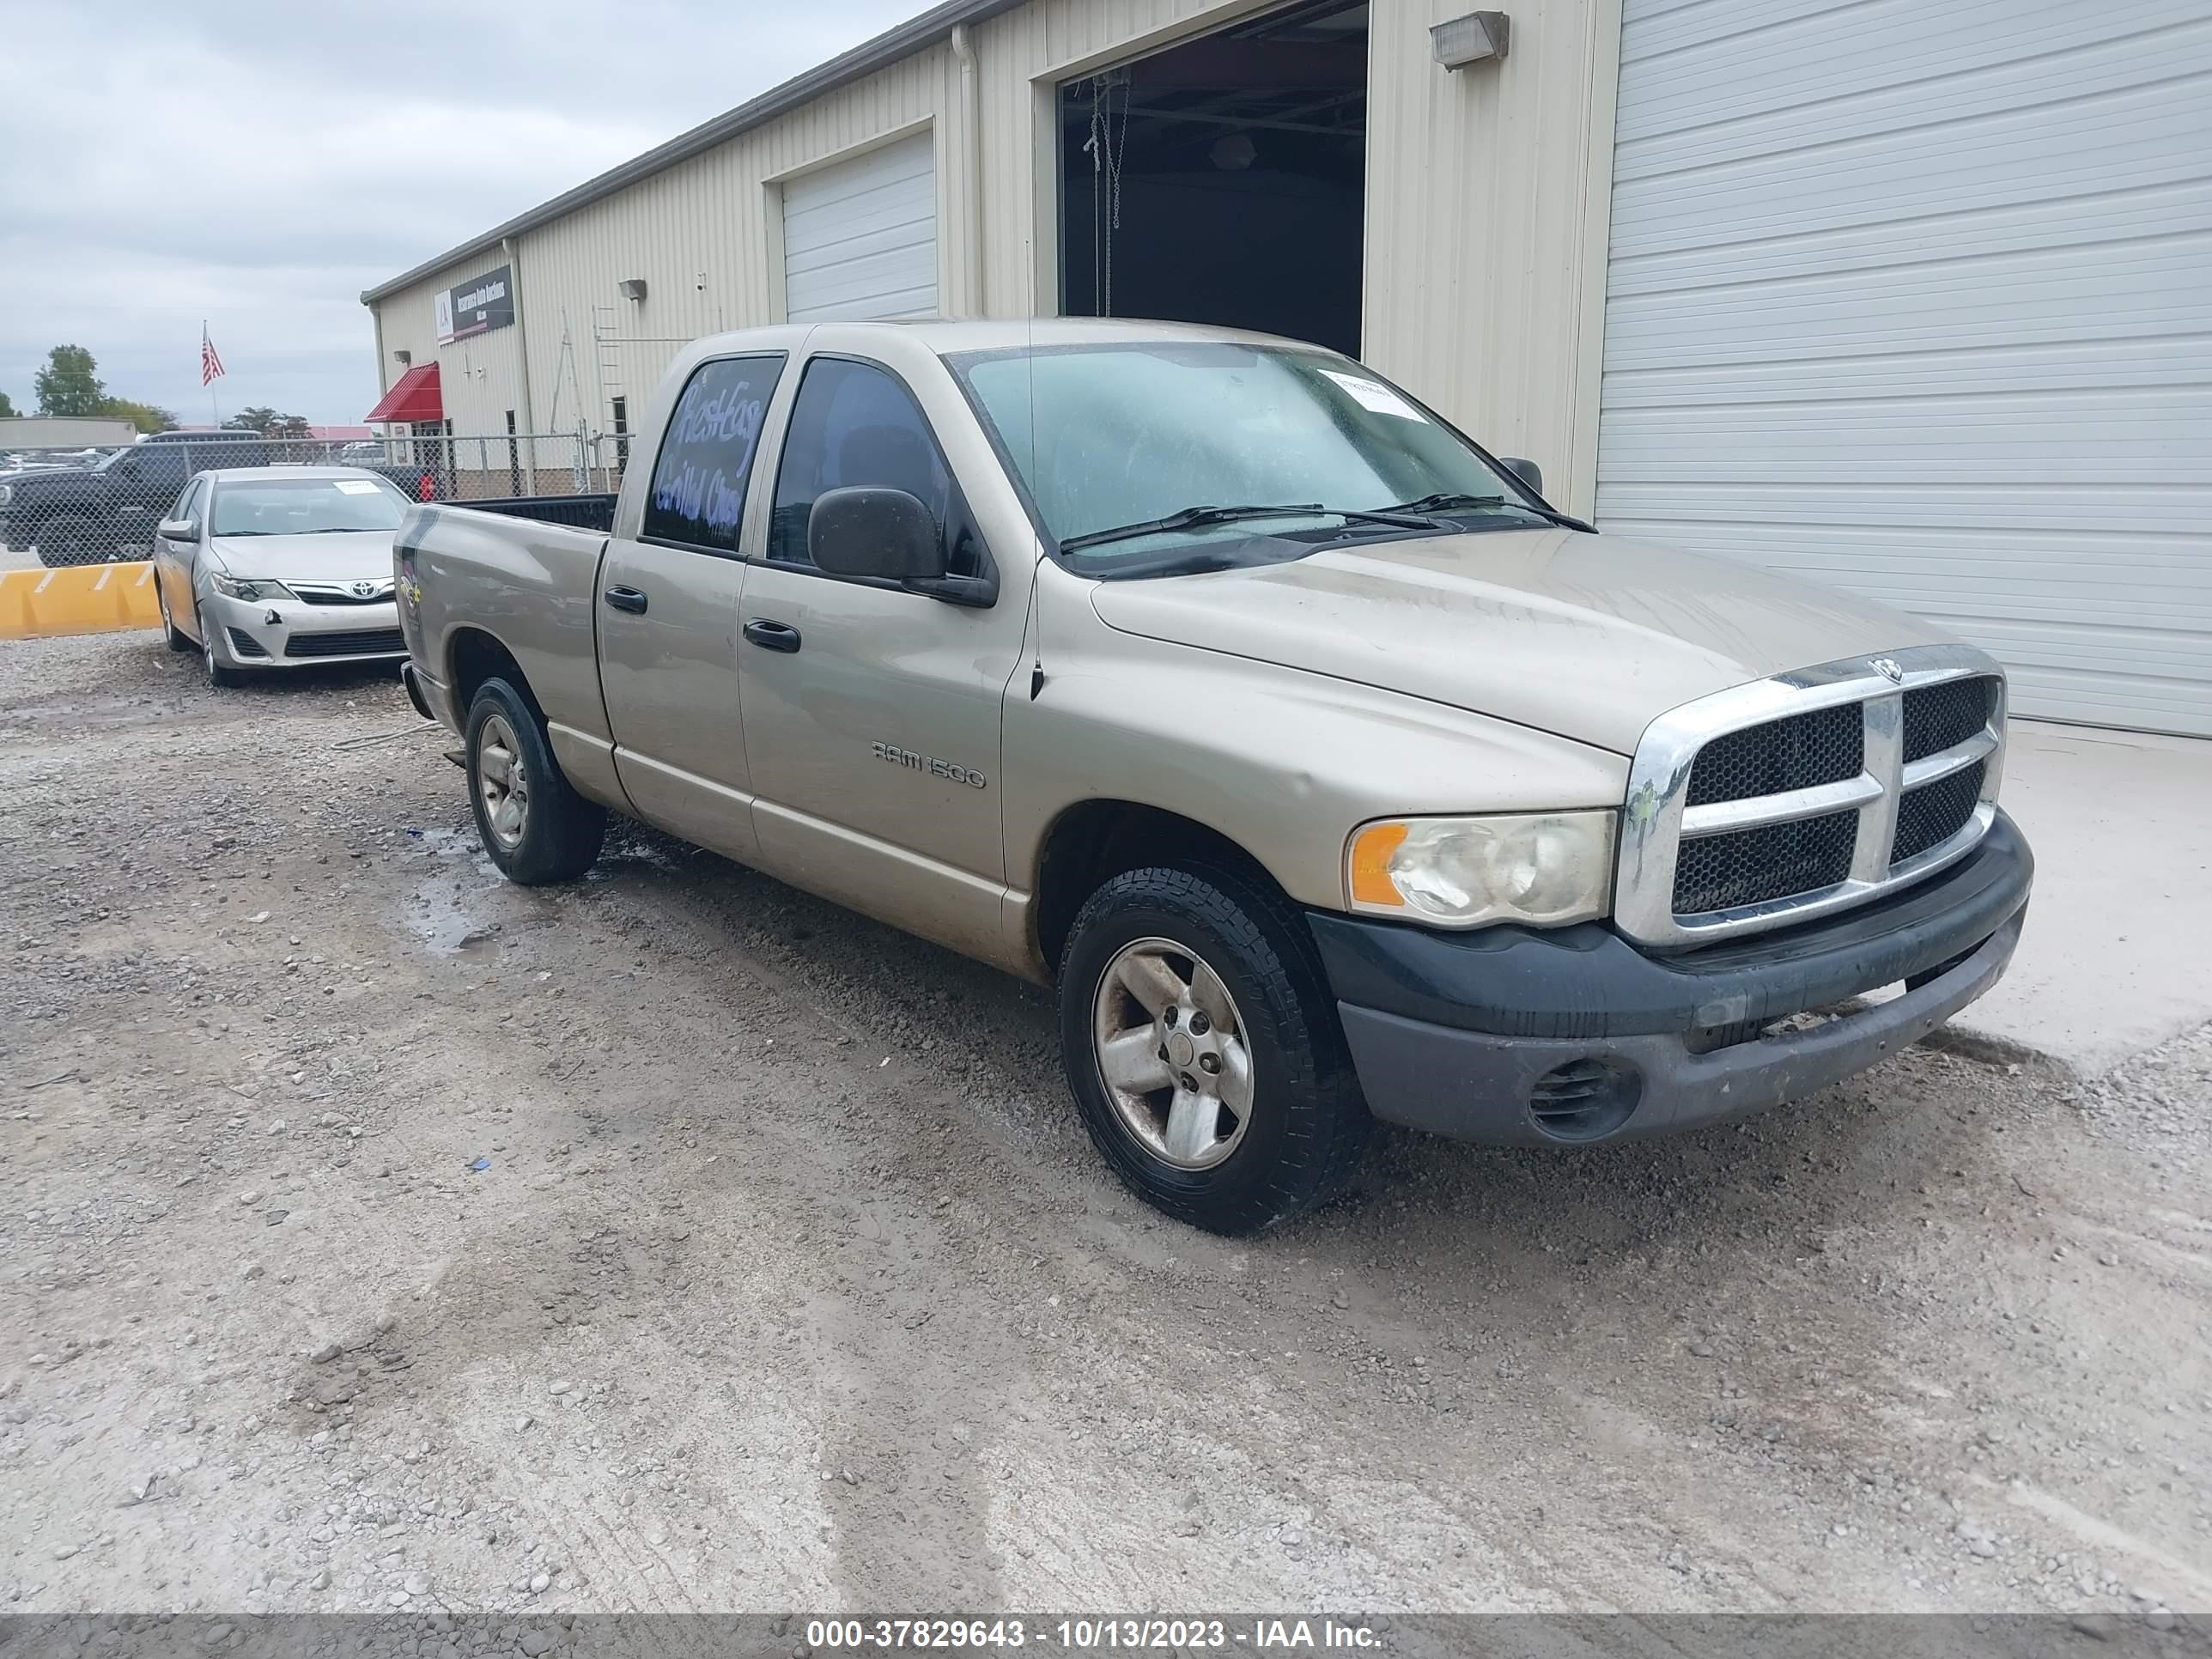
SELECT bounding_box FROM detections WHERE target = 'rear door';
[596,352,787,862]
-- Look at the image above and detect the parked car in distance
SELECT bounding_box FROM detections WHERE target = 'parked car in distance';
[394,319,2033,1235]
[151,466,411,687]
[0,432,441,565]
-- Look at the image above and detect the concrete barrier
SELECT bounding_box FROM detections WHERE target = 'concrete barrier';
[0,562,161,641]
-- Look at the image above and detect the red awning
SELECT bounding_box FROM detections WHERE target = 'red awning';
[364,362,442,424]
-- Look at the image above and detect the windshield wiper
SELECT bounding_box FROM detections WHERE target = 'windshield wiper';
[1382,489,1597,534]
[1381,491,1509,514]
[1061,501,1436,553]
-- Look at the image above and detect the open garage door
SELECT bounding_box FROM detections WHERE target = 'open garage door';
[1595,0,2212,736]
[1058,1,1368,356]
[783,132,938,323]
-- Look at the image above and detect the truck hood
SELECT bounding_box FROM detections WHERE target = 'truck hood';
[210,532,398,582]
[1086,526,1957,756]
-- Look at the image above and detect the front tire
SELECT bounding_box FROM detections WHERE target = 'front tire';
[1058,864,1371,1236]
[203,626,246,689]
[465,678,605,884]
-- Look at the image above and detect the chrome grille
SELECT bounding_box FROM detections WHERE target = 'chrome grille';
[291,580,395,606]
[1892,758,1986,865]
[1672,808,1857,915]
[1616,645,2007,950]
[1685,703,1863,806]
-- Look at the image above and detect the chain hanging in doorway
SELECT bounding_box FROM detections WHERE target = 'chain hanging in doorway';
[1079,73,1130,315]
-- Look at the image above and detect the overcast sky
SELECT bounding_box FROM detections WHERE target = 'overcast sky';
[0,0,922,427]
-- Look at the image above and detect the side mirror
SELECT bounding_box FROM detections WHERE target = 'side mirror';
[808,486,945,584]
[157,518,199,543]
[1499,457,1544,498]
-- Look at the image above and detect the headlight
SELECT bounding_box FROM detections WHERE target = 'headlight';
[0,483,13,505]
[209,573,295,602]
[1346,811,1616,928]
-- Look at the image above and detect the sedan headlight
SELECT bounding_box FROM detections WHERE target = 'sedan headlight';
[209,573,295,602]
[1346,811,1616,928]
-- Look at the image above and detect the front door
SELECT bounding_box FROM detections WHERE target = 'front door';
[737,350,1030,960]
[595,351,787,862]
[153,477,204,628]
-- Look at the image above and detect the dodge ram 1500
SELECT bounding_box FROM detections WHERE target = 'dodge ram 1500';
[394,319,2031,1235]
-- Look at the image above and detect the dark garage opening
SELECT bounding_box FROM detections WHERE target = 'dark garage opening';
[1058,1,1368,356]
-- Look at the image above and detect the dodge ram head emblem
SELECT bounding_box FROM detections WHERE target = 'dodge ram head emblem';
[351,580,378,599]
[1870,656,1905,684]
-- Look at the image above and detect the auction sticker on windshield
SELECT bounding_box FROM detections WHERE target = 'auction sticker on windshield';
[334,480,383,494]
[1320,370,1425,422]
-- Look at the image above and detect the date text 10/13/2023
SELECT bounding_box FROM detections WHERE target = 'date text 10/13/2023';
[803,1619,1382,1650]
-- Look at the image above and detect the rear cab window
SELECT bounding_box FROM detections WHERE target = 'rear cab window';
[640,355,785,555]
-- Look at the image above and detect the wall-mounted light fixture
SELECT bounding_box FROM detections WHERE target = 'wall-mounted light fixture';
[617,278,648,301]
[393,349,412,366]
[1431,10,1510,68]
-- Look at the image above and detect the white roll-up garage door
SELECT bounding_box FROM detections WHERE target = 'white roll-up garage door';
[1595,0,2212,736]
[781,133,938,325]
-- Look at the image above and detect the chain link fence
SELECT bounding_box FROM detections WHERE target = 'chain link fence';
[0,430,624,568]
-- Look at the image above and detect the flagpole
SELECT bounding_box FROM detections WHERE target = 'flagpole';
[204,321,218,427]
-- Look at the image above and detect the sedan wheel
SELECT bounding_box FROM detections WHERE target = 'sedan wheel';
[203,627,245,689]
[1091,935,1255,1170]
[158,581,194,652]
[476,712,531,849]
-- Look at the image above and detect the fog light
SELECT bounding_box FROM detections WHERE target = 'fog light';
[1528,1057,1640,1142]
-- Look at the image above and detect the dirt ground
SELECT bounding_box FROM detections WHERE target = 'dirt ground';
[2,630,2206,1621]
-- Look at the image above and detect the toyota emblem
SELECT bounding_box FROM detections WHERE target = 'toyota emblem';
[1870,656,1905,684]
[351,580,377,599]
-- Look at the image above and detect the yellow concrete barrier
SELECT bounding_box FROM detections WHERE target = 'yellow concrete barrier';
[0,562,162,641]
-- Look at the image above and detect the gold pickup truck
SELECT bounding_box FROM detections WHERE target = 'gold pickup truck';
[395,319,2031,1235]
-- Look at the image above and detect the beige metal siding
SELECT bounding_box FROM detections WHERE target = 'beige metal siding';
[368,0,1620,515]
[1362,0,1621,516]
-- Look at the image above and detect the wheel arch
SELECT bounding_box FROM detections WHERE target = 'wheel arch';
[447,627,544,723]
[1031,799,1291,981]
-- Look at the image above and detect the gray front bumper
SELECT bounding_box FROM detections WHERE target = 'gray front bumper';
[201,591,404,666]
[1338,911,2021,1146]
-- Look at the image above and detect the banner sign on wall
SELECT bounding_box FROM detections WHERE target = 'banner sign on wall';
[433,264,516,344]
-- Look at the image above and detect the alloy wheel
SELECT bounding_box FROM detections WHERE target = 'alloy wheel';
[1091,936,1255,1170]
[477,713,531,849]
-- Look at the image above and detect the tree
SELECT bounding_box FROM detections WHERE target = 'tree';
[33,345,106,416]
[0,389,16,418]
[225,405,310,438]
[100,398,179,434]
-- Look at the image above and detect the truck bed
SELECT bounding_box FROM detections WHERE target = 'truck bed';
[457,493,619,532]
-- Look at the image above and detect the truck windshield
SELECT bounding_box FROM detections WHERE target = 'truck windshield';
[210,478,405,537]
[945,342,1542,570]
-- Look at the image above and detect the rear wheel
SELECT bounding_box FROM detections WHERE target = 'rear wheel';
[156,580,194,652]
[33,515,101,568]
[1058,863,1371,1236]
[465,678,605,884]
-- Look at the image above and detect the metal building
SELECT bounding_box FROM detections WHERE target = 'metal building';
[362,0,2212,737]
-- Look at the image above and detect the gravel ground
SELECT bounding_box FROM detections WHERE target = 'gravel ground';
[2,630,2207,1621]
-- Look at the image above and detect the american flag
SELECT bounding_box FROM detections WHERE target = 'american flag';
[200,325,226,386]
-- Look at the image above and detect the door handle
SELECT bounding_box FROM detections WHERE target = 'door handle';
[743,617,801,653]
[603,584,648,615]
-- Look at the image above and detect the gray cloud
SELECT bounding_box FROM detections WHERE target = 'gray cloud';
[0,0,924,423]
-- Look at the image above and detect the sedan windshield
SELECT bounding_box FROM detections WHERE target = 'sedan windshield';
[945,342,1542,570]
[210,477,404,538]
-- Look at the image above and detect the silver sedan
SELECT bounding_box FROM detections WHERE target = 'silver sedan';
[151,465,410,688]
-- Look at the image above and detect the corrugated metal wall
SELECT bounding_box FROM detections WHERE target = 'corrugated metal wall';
[368,0,1619,514]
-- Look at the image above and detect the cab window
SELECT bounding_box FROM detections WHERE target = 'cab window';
[639,354,784,554]
[767,357,984,576]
